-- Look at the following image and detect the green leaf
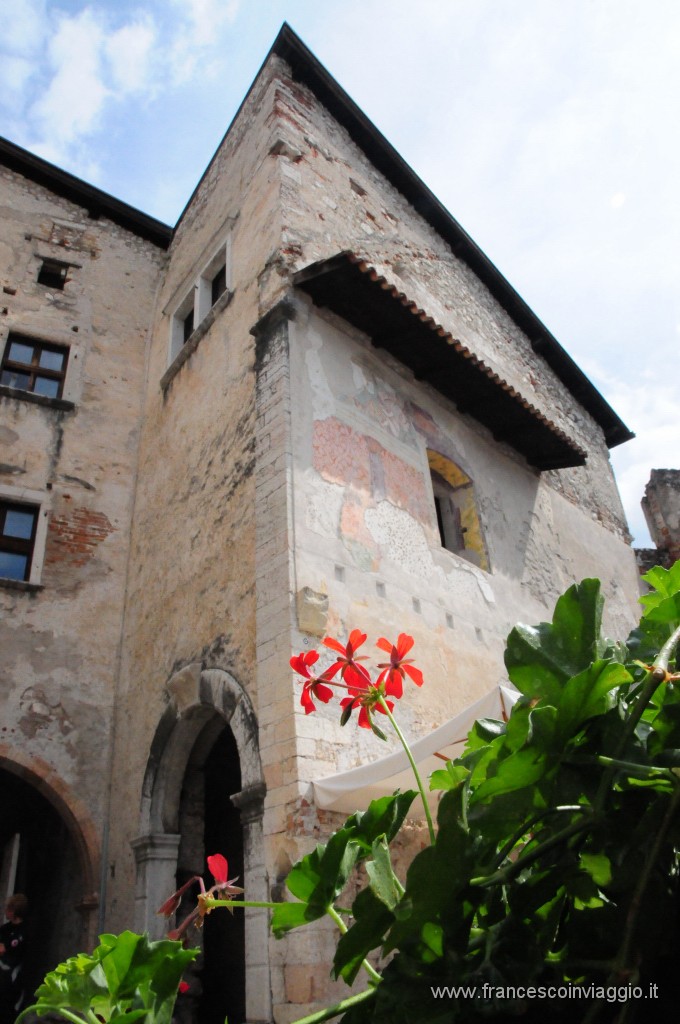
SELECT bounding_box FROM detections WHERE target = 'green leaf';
[505,579,605,699]
[470,747,548,805]
[429,762,469,792]
[270,900,310,938]
[366,836,403,911]
[555,660,632,741]
[333,887,394,983]
[579,852,612,887]
[282,793,417,931]
[640,562,680,614]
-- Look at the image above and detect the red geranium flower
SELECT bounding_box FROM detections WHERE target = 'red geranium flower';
[207,854,229,884]
[340,692,394,732]
[323,629,371,689]
[376,633,423,699]
[290,650,338,714]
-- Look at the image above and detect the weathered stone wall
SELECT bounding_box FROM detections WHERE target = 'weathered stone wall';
[0,163,165,939]
[104,62,292,961]
[641,469,680,566]
[260,61,631,542]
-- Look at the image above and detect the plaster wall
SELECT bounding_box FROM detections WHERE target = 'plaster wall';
[0,165,164,908]
[286,299,641,789]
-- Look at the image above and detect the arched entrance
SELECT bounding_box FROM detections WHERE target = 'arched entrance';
[132,666,270,1024]
[0,748,100,997]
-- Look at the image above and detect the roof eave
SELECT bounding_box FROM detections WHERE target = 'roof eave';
[0,137,172,249]
[273,24,632,450]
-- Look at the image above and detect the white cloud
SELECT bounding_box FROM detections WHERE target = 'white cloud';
[105,17,157,94]
[30,9,109,147]
[3,0,47,54]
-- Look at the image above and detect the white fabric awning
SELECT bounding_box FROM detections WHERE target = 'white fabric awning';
[312,685,519,815]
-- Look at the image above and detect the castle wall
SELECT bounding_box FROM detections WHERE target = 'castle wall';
[0,161,164,943]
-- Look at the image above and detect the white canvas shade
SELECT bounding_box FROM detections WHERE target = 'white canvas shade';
[311,685,519,815]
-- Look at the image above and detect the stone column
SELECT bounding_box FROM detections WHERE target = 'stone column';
[232,783,271,1023]
[130,833,181,938]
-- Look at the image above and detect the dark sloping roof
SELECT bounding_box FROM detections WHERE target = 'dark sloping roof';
[273,24,633,450]
[295,252,588,471]
[0,137,172,249]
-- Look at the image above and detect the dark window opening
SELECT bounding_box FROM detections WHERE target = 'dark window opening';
[37,259,70,290]
[211,264,227,306]
[1,335,68,399]
[0,501,38,581]
[182,308,194,343]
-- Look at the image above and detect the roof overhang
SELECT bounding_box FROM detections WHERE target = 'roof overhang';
[273,24,633,450]
[0,137,172,249]
[295,252,589,471]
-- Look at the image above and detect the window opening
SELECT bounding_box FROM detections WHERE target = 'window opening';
[182,308,194,343]
[211,263,227,306]
[1,335,69,399]
[427,450,489,571]
[0,501,38,581]
[37,259,70,290]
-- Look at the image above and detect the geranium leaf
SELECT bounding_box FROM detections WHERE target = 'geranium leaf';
[366,836,402,911]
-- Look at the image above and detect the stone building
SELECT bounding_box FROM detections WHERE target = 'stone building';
[0,24,642,1024]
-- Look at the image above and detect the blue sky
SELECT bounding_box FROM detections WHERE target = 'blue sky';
[2,0,678,546]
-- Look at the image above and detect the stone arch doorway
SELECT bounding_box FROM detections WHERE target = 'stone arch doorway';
[133,666,270,1024]
[0,749,100,997]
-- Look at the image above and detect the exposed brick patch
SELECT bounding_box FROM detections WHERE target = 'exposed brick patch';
[45,506,115,567]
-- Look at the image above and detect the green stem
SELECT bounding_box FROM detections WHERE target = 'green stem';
[492,805,588,870]
[327,905,382,984]
[203,897,279,910]
[290,986,377,1024]
[615,783,680,974]
[596,623,680,811]
[16,1009,87,1024]
[656,622,680,675]
[596,755,678,781]
[470,813,596,887]
[378,696,436,845]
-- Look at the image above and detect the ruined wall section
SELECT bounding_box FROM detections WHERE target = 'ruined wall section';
[267,63,630,541]
[0,164,164,818]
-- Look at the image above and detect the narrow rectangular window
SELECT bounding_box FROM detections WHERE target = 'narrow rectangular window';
[211,264,227,306]
[0,501,38,581]
[182,308,194,343]
[1,335,69,398]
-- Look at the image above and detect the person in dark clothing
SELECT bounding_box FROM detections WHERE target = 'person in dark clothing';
[0,894,28,1024]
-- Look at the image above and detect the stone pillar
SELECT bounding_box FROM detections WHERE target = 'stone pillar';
[131,832,181,938]
[232,783,271,1023]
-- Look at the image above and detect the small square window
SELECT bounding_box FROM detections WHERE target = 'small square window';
[0,501,38,581]
[37,258,70,290]
[1,335,69,399]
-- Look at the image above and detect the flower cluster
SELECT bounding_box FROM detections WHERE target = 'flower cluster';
[157,853,243,942]
[290,630,423,738]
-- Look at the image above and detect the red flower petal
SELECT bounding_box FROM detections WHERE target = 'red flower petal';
[314,682,334,704]
[178,981,190,994]
[382,668,404,699]
[376,637,393,655]
[395,633,415,658]
[207,854,228,884]
[322,636,347,655]
[403,663,424,687]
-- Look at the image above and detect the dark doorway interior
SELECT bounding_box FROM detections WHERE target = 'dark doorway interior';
[176,723,245,1024]
[0,769,82,1002]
